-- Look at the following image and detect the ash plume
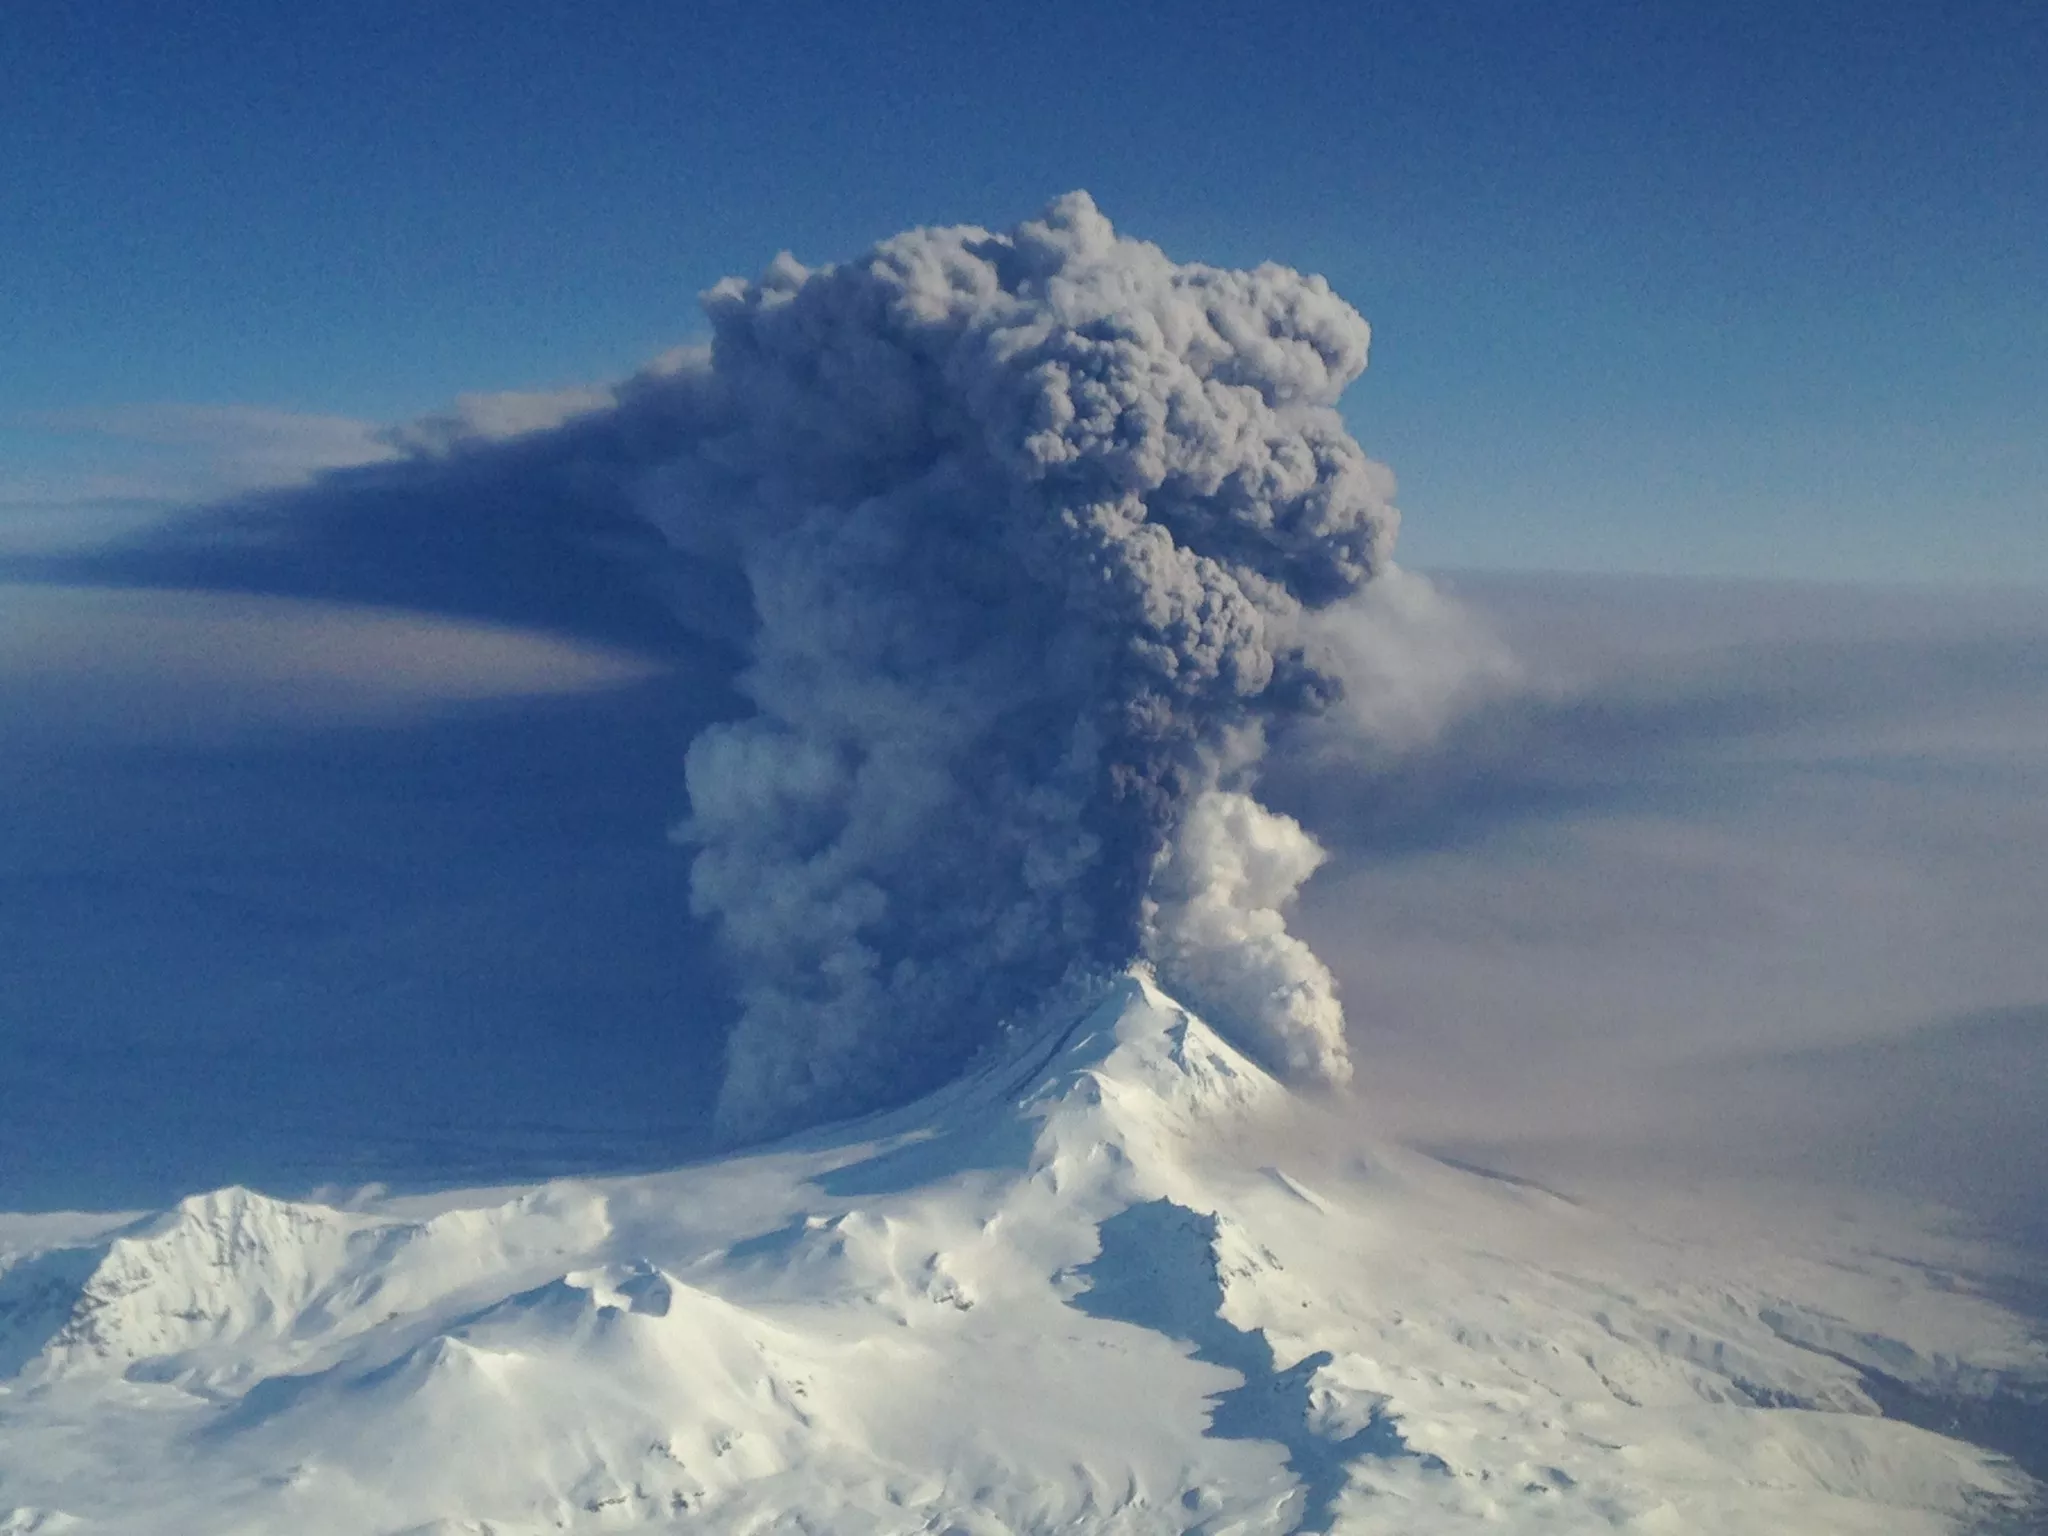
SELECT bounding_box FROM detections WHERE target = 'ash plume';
[121,193,1413,1139]
[636,193,1398,1137]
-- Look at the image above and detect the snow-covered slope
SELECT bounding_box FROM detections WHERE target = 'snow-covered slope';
[0,972,2041,1534]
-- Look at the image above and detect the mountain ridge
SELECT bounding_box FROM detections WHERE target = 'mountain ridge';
[0,970,2040,1533]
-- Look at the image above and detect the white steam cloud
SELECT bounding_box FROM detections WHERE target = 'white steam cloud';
[1142,790,1348,1085]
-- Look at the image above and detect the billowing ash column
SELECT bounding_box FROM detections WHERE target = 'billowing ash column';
[623,193,1396,1138]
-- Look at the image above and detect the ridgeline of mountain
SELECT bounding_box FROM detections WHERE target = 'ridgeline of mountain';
[0,972,2040,1534]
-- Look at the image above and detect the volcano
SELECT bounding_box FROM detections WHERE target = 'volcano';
[0,971,2039,1534]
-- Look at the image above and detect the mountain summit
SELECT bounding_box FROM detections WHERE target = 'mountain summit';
[0,972,2040,1533]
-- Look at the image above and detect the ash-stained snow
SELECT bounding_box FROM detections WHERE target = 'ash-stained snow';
[0,974,2040,1534]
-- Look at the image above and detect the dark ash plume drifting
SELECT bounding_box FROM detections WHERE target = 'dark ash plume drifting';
[150,193,1402,1139]
[633,193,1398,1137]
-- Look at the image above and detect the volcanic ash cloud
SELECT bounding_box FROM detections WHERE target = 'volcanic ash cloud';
[329,193,1397,1137]
[616,192,1398,1138]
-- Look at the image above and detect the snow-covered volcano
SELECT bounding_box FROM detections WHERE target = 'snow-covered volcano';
[1,972,2041,1535]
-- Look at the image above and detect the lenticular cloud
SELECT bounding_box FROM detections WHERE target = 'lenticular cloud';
[342,193,1399,1137]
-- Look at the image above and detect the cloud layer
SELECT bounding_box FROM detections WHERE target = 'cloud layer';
[1286,572,2048,1247]
[0,584,662,746]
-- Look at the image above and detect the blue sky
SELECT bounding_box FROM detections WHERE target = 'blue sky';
[5,0,2043,581]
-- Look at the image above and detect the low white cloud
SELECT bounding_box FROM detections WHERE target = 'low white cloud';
[4,404,405,554]
[0,497,182,555]
[56,401,385,454]
[0,584,664,745]
[30,402,401,487]
[3,387,622,558]
[380,387,616,456]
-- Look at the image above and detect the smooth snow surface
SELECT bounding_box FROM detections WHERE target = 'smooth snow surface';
[1,974,2041,1534]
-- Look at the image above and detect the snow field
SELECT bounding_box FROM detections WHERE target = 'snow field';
[0,973,2039,1533]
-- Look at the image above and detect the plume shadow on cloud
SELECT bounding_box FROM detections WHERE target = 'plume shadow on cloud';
[5,401,715,660]
[0,400,758,1205]
[0,686,730,1211]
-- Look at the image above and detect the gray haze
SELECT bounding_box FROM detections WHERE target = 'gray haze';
[1287,573,2048,1255]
